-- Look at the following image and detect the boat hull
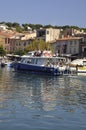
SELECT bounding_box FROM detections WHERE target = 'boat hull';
[14,62,60,76]
[77,67,86,76]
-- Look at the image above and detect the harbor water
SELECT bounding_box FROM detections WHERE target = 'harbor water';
[0,66,86,130]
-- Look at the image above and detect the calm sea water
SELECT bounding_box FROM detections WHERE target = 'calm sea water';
[0,66,86,130]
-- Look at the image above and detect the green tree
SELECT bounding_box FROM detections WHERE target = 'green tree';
[0,21,6,24]
[14,49,25,56]
[44,24,54,28]
[16,26,23,33]
[12,22,20,28]
[6,22,13,28]
[25,40,53,52]
[34,24,43,29]
[0,45,6,56]
[22,24,29,31]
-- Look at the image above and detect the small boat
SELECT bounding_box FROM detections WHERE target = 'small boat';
[13,51,69,76]
[70,58,86,76]
[0,57,6,67]
[5,54,21,67]
[77,60,86,76]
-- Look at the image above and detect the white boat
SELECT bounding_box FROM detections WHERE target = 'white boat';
[77,60,86,76]
[70,58,86,76]
[70,59,85,66]
[13,51,69,76]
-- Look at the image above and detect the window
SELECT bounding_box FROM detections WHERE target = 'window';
[8,38,10,44]
[5,38,7,44]
[70,48,71,53]
[84,48,86,52]
[74,48,76,53]
[24,42,26,46]
[83,61,86,66]
[47,31,49,34]
[70,41,72,46]
[19,43,21,46]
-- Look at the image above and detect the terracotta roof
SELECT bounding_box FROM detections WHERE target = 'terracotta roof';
[0,31,19,38]
[56,37,82,41]
[50,37,83,44]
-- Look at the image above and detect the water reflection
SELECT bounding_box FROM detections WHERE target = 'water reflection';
[0,67,86,130]
[0,67,86,112]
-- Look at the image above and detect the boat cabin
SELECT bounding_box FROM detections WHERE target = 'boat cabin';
[20,56,66,67]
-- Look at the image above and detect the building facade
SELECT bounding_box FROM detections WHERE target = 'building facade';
[0,31,36,53]
[51,37,82,56]
[0,31,15,53]
[37,28,60,42]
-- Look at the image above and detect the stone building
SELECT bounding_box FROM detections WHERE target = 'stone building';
[37,28,60,42]
[0,30,36,53]
[50,37,82,57]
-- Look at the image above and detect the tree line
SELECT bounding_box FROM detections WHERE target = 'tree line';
[0,21,86,32]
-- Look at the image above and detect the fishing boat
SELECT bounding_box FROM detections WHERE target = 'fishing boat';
[13,51,69,76]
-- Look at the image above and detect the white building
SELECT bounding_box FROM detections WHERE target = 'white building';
[37,28,61,42]
[45,28,60,42]
[0,24,8,30]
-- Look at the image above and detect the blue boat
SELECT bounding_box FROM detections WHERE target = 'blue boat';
[13,51,68,76]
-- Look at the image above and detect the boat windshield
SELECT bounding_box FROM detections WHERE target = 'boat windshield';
[21,58,26,63]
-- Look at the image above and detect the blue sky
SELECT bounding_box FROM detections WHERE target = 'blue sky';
[0,0,86,27]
